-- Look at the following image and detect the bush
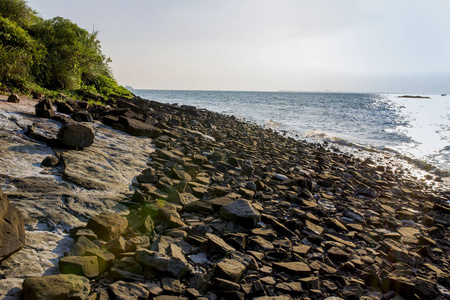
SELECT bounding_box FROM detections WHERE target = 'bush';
[0,0,37,27]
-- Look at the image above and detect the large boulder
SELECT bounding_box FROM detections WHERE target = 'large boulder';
[57,122,95,148]
[0,188,25,262]
[119,116,162,138]
[22,274,90,299]
[220,199,261,227]
[35,98,55,118]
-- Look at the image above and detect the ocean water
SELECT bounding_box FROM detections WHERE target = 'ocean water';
[133,89,450,175]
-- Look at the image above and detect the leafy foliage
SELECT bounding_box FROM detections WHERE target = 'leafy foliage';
[0,0,132,99]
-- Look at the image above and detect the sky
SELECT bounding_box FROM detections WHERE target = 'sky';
[27,0,450,93]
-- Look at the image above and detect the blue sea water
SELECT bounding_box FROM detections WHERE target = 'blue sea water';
[132,89,450,175]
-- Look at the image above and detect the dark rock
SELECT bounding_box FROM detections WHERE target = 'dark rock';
[382,274,415,299]
[57,122,95,148]
[72,111,94,122]
[22,274,90,300]
[220,199,261,227]
[135,249,188,278]
[0,188,25,262]
[35,98,55,118]
[56,101,74,114]
[41,156,59,167]
[7,93,19,103]
[119,116,162,138]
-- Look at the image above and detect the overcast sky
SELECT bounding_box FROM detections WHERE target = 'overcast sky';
[27,0,450,93]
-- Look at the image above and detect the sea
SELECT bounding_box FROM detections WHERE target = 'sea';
[132,89,450,182]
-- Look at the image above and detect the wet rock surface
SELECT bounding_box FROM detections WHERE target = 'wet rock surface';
[0,95,449,299]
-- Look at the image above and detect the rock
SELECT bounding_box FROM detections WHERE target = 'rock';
[35,98,55,118]
[272,262,311,277]
[0,188,25,262]
[72,111,94,122]
[276,282,303,294]
[86,212,128,241]
[108,281,150,300]
[387,244,415,266]
[137,168,159,184]
[67,235,100,256]
[41,155,58,167]
[57,101,75,114]
[382,274,415,299]
[135,249,188,278]
[354,183,377,198]
[85,248,115,273]
[22,274,90,300]
[220,199,260,227]
[206,233,235,254]
[7,94,19,103]
[215,258,247,282]
[57,122,95,148]
[119,116,162,138]
[415,276,437,298]
[327,246,350,262]
[59,256,99,278]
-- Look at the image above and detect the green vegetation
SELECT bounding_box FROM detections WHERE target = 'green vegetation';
[0,0,132,100]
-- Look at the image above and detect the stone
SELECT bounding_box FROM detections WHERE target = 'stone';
[206,232,235,254]
[382,275,415,299]
[57,101,75,114]
[327,246,350,262]
[387,245,415,266]
[86,212,128,241]
[57,122,95,148]
[272,262,311,277]
[22,274,90,300]
[104,236,127,255]
[354,183,377,198]
[41,155,59,167]
[85,248,115,273]
[216,258,247,282]
[108,281,150,300]
[35,98,55,118]
[276,282,303,294]
[0,188,25,262]
[135,249,188,278]
[59,256,99,278]
[414,276,437,298]
[137,168,159,184]
[72,111,94,122]
[220,199,261,227]
[120,116,162,138]
[7,94,19,103]
[68,235,100,256]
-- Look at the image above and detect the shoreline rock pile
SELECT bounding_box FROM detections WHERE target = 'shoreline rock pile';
[2,95,450,299]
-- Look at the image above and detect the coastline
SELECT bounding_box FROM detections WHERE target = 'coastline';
[0,94,449,299]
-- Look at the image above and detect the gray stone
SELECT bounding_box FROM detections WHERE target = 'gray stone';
[220,199,260,227]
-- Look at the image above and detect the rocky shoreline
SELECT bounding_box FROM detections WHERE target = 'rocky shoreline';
[0,94,449,299]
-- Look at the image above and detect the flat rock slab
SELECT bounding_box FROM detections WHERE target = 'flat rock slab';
[273,262,311,277]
